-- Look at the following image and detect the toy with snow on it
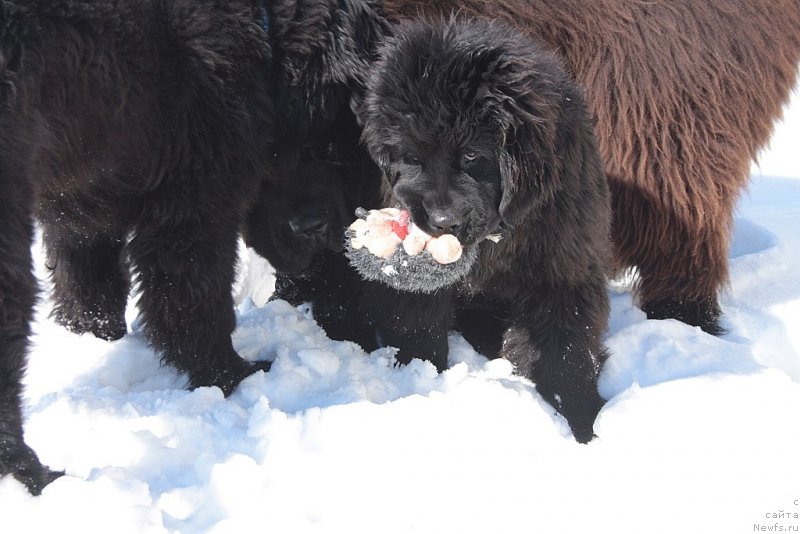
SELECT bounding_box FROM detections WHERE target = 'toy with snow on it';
[345,207,479,293]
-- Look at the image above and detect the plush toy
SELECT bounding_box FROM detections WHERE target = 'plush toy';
[345,208,479,292]
[349,207,464,263]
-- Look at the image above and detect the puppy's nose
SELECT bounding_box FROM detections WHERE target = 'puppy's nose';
[428,208,463,235]
[289,211,329,238]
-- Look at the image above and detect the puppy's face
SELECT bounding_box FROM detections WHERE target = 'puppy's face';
[360,26,514,246]
[361,19,570,244]
[244,140,351,273]
[244,121,382,273]
[380,126,504,246]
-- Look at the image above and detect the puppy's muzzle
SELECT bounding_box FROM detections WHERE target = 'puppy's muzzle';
[427,207,463,235]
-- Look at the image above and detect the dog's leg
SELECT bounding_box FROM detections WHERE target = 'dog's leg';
[500,281,609,443]
[127,208,269,395]
[42,225,129,341]
[279,253,380,352]
[609,179,727,335]
[362,283,455,372]
[454,307,505,358]
[0,148,63,494]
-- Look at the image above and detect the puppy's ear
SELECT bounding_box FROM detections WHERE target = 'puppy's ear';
[497,124,555,228]
[490,71,563,227]
[488,45,601,229]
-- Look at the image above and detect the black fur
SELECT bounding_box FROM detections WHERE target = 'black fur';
[243,0,386,338]
[357,18,612,442]
[268,0,387,132]
[243,109,381,274]
[1,0,274,493]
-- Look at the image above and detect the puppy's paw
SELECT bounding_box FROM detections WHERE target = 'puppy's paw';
[560,391,605,444]
[1,437,64,495]
[54,309,127,342]
[188,354,272,396]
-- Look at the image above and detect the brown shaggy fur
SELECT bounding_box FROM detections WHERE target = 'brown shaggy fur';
[384,0,800,333]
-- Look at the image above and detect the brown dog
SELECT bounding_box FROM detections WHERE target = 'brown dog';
[384,0,800,334]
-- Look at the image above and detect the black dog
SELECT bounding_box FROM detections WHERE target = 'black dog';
[243,0,386,344]
[356,18,612,442]
[242,112,383,348]
[1,0,274,493]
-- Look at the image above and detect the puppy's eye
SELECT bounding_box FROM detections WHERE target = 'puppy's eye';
[462,151,478,164]
[402,152,421,166]
[309,142,337,162]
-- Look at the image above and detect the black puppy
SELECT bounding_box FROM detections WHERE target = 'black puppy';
[243,114,383,348]
[358,18,612,442]
[1,0,273,493]
[244,113,381,275]
[243,0,385,344]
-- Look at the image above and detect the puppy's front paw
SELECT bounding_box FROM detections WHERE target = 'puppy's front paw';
[559,391,605,444]
[1,437,64,495]
[189,353,272,396]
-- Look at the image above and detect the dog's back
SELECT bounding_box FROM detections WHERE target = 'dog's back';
[2,0,272,211]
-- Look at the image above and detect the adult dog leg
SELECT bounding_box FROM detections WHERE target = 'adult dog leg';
[127,203,269,395]
[501,282,609,443]
[0,150,63,494]
[42,225,129,341]
[610,179,727,335]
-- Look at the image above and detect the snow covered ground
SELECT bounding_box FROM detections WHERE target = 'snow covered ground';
[2,88,799,533]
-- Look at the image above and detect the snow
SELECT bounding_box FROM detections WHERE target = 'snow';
[3,90,800,534]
